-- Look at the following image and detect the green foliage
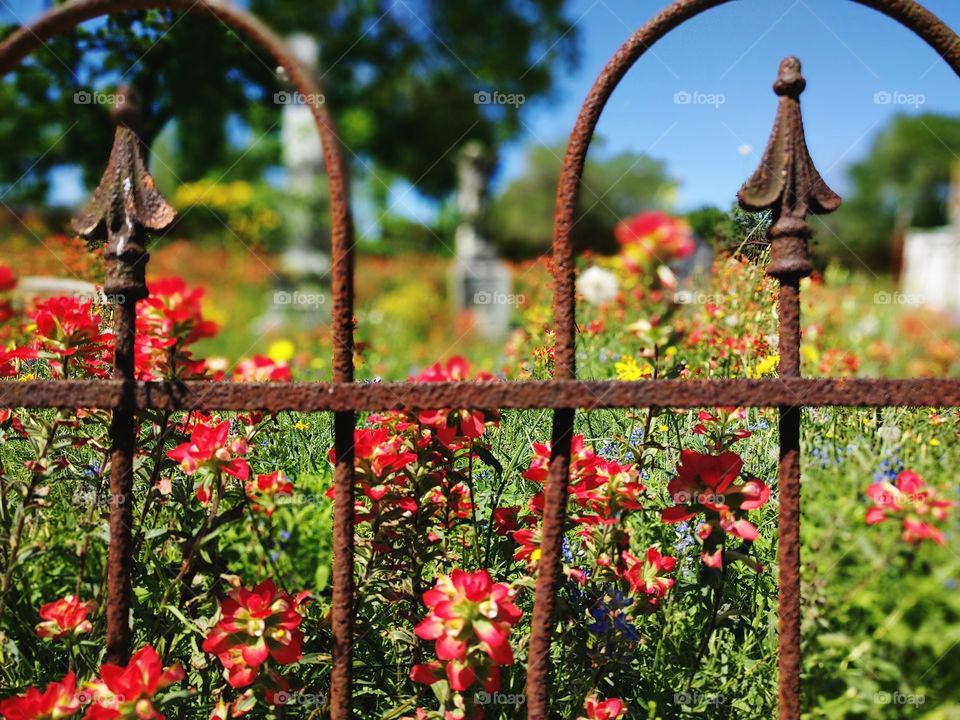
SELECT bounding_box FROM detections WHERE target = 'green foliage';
[490,139,677,259]
[830,113,960,270]
[1,1,580,200]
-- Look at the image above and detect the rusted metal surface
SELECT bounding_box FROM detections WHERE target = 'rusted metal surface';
[72,87,174,663]
[525,408,574,718]
[7,377,960,411]
[738,57,841,281]
[2,1,960,718]
[738,58,840,720]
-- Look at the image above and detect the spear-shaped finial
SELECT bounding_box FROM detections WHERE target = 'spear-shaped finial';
[738,57,841,278]
[72,85,175,301]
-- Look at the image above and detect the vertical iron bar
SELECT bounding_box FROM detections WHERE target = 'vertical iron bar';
[105,296,139,663]
[526,119,579,716]
[72,87,175,665]
[328,141,356,719]
[526,407,574,718]
[776,279,802,720]
[738,58,840,720]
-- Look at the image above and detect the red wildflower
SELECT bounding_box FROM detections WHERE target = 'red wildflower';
[661,450,770,568]
[30,297,113,378]
[35,596,96,639]
[0,266,15,292]
[615,211,695,271]
[0,671,79,719]
[202,580,308,688]
[136,277,217,380]
[413,357,499,448]
[245,471,294,516]
[0,347,36,377]
[83,645,183,719]
[621,546,677,605]
[492,506,520,536]
[865,469,953,545]
[411,569,521,693]
[167,420,250,502]
[233,356,292,383]
[578,696,626,720]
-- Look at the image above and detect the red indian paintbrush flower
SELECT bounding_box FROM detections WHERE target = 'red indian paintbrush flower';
[30,297,113,378]
[35,596,96,639]
[413,357,499,448]
[82,645,183,719]
[0,347,36,378]
[202,580,309,688]
[410,569,521,693]
[865,469,953,545]
[167,420,250,502]
[0,671,80,719]
[135,277,218,380]
[233,355,292,383]
[245,471,294,517]
[661,450,770,569]
[578,696,626,720]
[620,546,677,605]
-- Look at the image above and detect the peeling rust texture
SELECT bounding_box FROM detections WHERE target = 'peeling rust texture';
[739,58,840,720]
[105,301,138,664]
[738,57,841,280]
[5,378,960,411]
[525,408,574,718]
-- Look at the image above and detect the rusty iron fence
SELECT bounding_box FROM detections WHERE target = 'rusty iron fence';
[2,1,960,718]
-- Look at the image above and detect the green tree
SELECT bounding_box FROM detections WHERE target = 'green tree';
[0,1,578,202]
[490,139,677,259]
[829,113,960,270]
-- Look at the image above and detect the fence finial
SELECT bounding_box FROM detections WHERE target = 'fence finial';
[738,57,841,278]
[71,85,175,301]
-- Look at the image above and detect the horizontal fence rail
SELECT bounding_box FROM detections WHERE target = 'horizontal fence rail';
[3,378,960,411]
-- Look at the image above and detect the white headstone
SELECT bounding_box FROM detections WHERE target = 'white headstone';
[450,141,512,338]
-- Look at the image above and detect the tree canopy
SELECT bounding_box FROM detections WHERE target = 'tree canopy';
[829,113,960,270]
[490,139,677,259]
[0,0,578,202]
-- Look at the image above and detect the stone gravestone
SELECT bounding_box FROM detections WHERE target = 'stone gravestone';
[450,141,511,338]
[900,162,960,314]
[256,33,330,333]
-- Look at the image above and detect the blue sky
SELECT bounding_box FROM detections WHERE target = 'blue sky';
[4,0,960,215]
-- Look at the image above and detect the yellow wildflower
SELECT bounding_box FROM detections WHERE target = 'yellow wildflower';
[614,355,652,381]
[268,339,296,363]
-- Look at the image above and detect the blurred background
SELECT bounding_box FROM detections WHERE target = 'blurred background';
[4,0,960,379]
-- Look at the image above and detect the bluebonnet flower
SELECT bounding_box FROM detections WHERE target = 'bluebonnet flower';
[630,427,645,444]
[675,520,695,552]
[279,529,292,542]
[84,464,100,478]
[587,589,639,642]
[873,457,904,483]
[599,442,618,459]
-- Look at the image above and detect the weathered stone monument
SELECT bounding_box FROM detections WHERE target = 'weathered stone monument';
[900,163,960,313]
[450,141,511,338]
[279,33,329,281]
[255,33,329,332]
